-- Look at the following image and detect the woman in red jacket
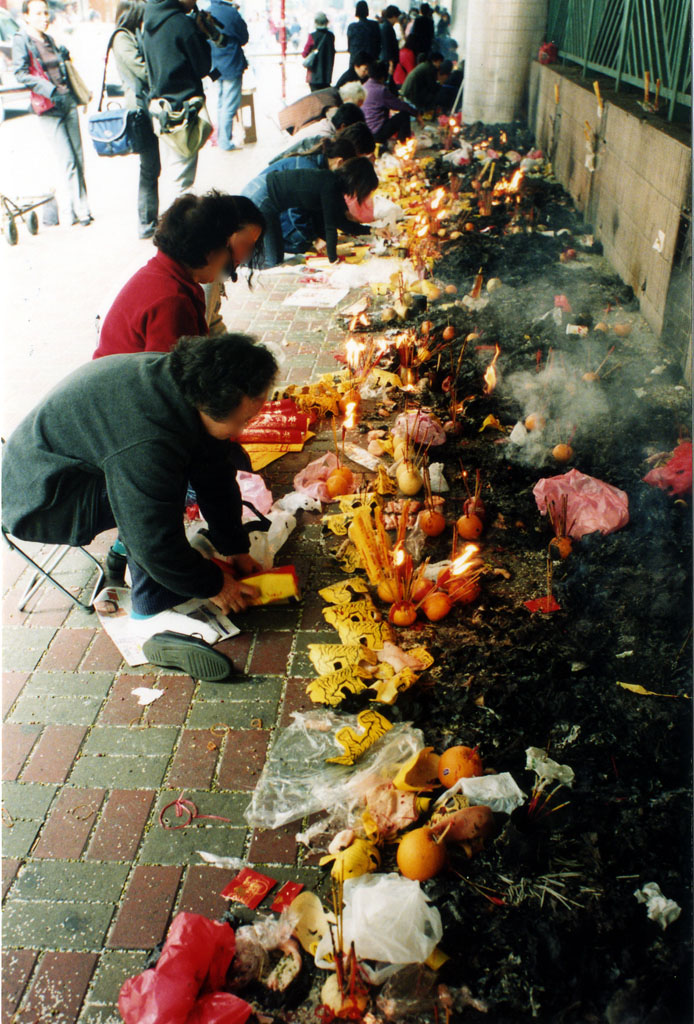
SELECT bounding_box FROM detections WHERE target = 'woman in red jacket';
[393,32,417,88]
[94,191,265,358]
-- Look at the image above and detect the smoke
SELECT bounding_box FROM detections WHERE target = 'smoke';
[500,354,611,469]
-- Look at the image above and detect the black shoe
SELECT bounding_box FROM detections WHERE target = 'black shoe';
[142,630,235,681]
[104,547,127,586]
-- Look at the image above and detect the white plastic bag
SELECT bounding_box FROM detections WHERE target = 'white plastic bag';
[314,873,442,969]
[247,510,297,569]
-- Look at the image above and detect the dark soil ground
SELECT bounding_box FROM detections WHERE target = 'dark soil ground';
[193,123,694,1024]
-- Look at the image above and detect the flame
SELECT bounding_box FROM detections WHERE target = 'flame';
[345,338,365,371]
[430,188,446,211]
[393,547,406,567]
[416,224,429,238]
[483,344,501,394]
[344,401,357,430]
[493,169,524,196]
[450,544,480,577]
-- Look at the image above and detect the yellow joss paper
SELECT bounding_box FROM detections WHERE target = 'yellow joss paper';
[318,579,370,605]
[368,666,418,705]
[617,681,690,699]
[319,837,381,880]
[307,642,378,676]
[392,747,441,791]
[479,414,506,433]
[306,669,370,706]
[327,708,392,765]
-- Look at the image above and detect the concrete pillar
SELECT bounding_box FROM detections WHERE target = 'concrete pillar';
[450,0,469,62]
[463,0,548,124]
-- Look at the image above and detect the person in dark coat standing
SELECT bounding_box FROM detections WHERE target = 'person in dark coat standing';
[2,335,278,681]
[411,2,434,58]
[140,0,212,204]
[379,5,400,81]
[302,11,335,92]
[208,0,249,151]
[346,1,380,70]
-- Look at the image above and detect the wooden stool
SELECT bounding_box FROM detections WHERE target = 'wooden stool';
[237,89,257,144]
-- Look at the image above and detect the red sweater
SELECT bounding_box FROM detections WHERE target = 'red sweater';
[393,46,416,86]
[94,250,208,358]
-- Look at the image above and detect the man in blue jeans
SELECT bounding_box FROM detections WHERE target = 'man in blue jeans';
[208,0,249,151]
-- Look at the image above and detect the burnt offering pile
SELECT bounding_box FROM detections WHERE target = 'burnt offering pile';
[149,120,691,1024]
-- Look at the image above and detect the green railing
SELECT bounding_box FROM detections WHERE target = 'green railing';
[546,0,691,121]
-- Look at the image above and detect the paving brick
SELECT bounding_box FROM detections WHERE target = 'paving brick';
[197,676,283,702]
[87,789,155,862]
[82,726,178,757]
[2,626,57,671]
[217,729,269,791]
[13,861,129,903]
[2,586,30,627]
[186,699,276,730]
[214,631,253,672]
[12,951,98,1022]
[40,628,96,671]
[81,632,125,672]
[98,673,155,725]
[22,725,87,784]
[8,694,105,728]
[107,865,182,949]
[2,671,29,717]
[21,670,114,698]
[176,864,233,920]
[289,630,336,675]
[248,631,294,675]
[280,677,314,727]
[84,950,148,1006]
[2,782,57,821]
[2,858,21,900]
[32,787,105,860]
[2,948,38,1022]
[2,723,40,781]
[138,791,247,865]
[299,591,328,630]
[2,820,43,859]
[241,603,301,631]
[248,823,298,865]
[3,898,114,953]
[141,675,194,725]
[69,754,170,791]
[166,729,219,790]
[25,589,73,629]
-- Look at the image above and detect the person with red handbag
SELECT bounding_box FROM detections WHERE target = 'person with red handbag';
[12,0,92,226]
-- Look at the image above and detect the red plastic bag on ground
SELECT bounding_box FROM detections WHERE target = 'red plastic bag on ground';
[643,441,692,496]
[533,469,629,538]
[538,42,558,64]
[118,913,252,1024]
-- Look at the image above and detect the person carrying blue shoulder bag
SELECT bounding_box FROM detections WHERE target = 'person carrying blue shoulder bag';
[208,0,249,151]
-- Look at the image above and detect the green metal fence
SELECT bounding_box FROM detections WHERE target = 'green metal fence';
[546,0,691,121]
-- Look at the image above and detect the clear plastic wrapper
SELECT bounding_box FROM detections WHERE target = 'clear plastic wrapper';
[245,711,423,830]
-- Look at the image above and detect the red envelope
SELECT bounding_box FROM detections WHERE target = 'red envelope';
[270,881,304,913]
[221,868,277,909]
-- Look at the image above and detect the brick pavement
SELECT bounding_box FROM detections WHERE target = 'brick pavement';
[1,269,351,1023]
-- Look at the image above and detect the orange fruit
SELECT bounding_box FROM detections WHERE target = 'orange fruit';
[397,827,446,881]
[456,513,484,540]
[437,745,483,786]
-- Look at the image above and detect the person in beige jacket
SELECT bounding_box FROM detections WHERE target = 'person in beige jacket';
[111,0,161,238]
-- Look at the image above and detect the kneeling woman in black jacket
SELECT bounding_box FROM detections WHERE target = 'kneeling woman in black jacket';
[258,157,378,268]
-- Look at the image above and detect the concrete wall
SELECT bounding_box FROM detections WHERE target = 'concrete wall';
[529,62,692,344]
[463,0,547,124]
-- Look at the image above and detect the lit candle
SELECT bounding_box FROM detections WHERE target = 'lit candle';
[593,80,602,111]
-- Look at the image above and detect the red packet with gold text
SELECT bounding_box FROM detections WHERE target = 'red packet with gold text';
[270,881,304,912]
[221,867,277,909]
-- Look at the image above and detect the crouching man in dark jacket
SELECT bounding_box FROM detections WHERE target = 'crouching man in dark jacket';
[2,335,277,681]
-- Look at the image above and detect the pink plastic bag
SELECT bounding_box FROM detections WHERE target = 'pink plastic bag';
[393,411,446,446]
[118,913,252,1024]
[643,441,692,496]
[293,451,339,503]
[238,471,274,520]
[533,469,629,538]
